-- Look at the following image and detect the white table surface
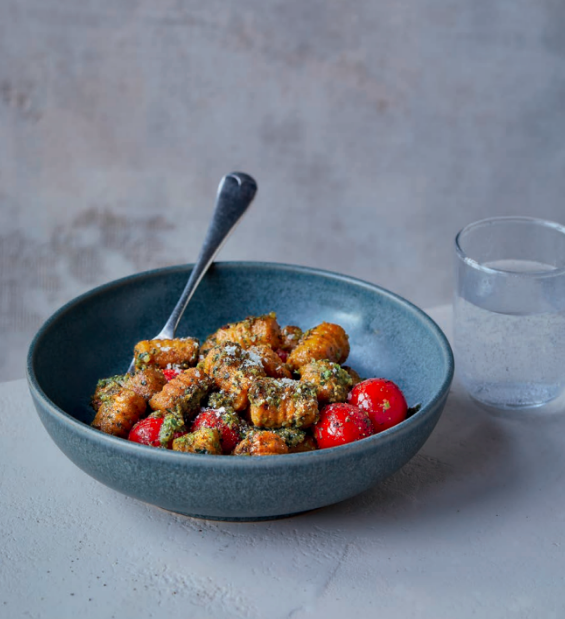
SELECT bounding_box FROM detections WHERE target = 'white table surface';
[2,305,564,619]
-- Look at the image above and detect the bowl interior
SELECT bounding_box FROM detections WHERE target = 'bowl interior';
[30,262,452,428]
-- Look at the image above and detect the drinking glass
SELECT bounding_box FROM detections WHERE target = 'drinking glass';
[454,216,565,409]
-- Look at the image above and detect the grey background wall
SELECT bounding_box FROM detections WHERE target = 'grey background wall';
[2,0,564,381]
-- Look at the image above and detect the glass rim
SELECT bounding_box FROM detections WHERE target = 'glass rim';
[455,216,565,278]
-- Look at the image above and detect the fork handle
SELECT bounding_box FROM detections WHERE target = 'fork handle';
[126,172,257,374]
[158,172,257,339]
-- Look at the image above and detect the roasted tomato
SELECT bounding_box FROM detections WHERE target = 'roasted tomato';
[191,408,242,454]
[128,414,186,448]
[163,366,183,382]
[128,417,163,447]
[347,378,408,433]
[275,349,288,363]
[313,403,374,449]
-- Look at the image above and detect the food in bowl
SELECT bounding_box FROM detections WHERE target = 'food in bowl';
[28,262,454,520]
[91,312,414,455]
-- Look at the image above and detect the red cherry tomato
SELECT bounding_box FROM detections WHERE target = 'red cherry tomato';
[347,378,408,433]
[128,417,163,447]
[313,403,374,449]
[163,367,182,382]
[192,408,242,454]
[128,416,186,448]
[275,349,288,363]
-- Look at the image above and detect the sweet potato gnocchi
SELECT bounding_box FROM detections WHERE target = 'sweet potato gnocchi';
[91,313,367,455]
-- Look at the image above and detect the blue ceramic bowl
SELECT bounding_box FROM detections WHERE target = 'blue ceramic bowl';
[27,262,453,521]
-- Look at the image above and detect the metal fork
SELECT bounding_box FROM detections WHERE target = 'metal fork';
[127,172,257,374]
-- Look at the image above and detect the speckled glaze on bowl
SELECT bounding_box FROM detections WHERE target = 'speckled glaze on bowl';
[27,262,453,521]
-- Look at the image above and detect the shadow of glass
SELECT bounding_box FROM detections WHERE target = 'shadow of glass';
[306,386,563,533]
[115,385,565,542]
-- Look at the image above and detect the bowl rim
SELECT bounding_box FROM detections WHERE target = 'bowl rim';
[27,260,454,467]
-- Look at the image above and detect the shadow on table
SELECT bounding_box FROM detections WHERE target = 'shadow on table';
[114,384,564,539]
[308,385,563,531]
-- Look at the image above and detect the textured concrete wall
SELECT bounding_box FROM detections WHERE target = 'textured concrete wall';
[2,1,565,381]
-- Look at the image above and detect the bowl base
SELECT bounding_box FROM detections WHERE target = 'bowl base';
[163,506,318,522]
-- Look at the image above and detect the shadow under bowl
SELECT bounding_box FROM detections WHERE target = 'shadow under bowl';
[27,262,454,521]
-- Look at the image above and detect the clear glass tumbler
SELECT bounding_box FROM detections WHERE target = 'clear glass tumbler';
[454,216,565,409]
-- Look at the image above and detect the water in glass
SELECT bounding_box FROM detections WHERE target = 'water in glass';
[455,258,565,408]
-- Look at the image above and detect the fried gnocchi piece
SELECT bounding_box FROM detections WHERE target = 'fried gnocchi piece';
[202,342,266,411]
[200,313,283,359]
[260,426,307,449]
[288,435,318,453]
[280,325,303,351]
[91,374,127,411]
[92,368,166,412]
[342,365,362,387]
[233,430,289,456]
[126,367,167,402]
[134,337,199,370]
[248,344,292,379]
[287,322,350,370]
[240,426,307,447]
[299,360,353,404]
[207,391,236,410]
[91,387,147,438]
[172,428,222,455]
[148,368,213,424]
[247,378,319,429]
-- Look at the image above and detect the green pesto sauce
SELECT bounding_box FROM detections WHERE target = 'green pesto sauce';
[158,413,186,448]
